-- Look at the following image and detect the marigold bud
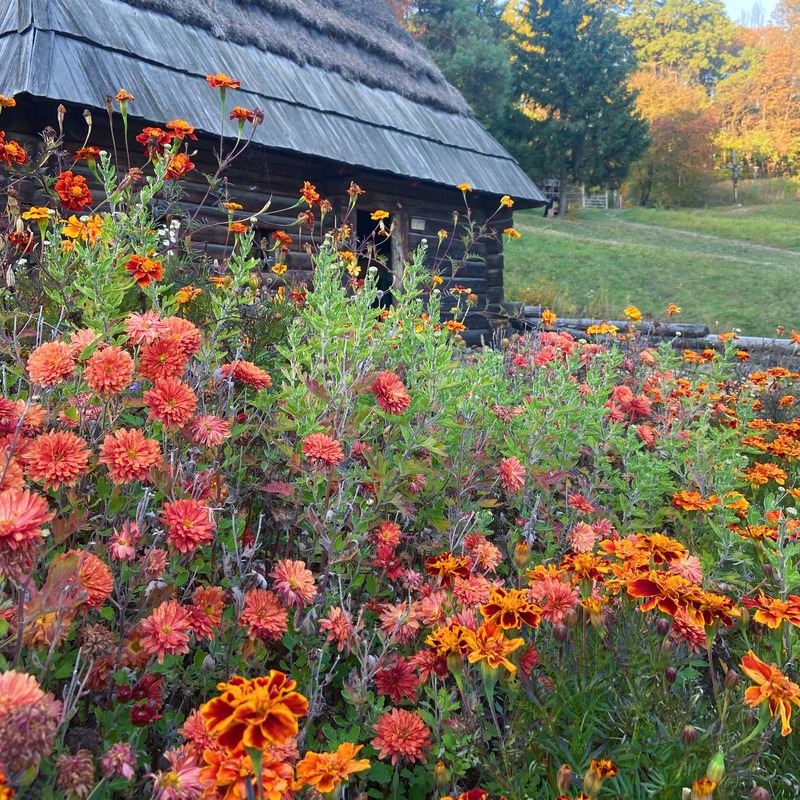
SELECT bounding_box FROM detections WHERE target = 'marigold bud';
[553,623,568,643]
[557,764,573,793]
[513,540,530,569]
[433,760,449,791]
[706,749,725,783]
[724,668,739,690]
[563,607,578,628]
[682,725,697,745]
[749,787,769,800]
[656,618,671,636]
[665,666,678,684]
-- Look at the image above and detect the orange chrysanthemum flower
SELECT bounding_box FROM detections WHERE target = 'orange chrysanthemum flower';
[27,341,76,387]
[0,488,53,552]
[367,370,411,414]
[139,338,187,382]
[239,589,288,641]
[98,428,162,484]
[62,549,113,609]
[84,346,135,396]
[54,171,93,211]
[124,255,164,286]
[124,310,168,345]
[162,316,202,358]
[481,587,542,629]
[200,671,308,751]
[302,432,344,467]
[0,448,24,492]
[139,600,193,664]
[294,742,370,794]
[189,586,225,640]
[144,377,197,428]
[161,498,214,555]
[23,431,91,490]
[206,73,241,89]
[371,708,431,766]
[498,456,526,493]
[270,559,317,609]
[219,360,272,390]
[741,650,800,736]
[187,415,231,447]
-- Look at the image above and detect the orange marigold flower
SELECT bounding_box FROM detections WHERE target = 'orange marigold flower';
[201,671,308,751]
[623,305,642,322]
[367,370,411,414]
[426,551,471,587]
[161,498,214,555]
[0,487,53,552]
[135,126,172,158]
[23,431,90,490]
[114,89,134,102]
[272,230,292,245]
[84,345,134,396]
[187,414,231,447]
[239,588,288,641]
[165,119,196,140]
[144,377,197,428]
[625,570,693,616]
[456,183,472,192]
[124,254,164,286]
[175,285,202,305]
[503,227,521,239]
[21,206,52,221]
[165,152,194,180]
[300,181,320,205]
[667,303,681,316]
[371,708,431,766]
[672,490,716,512]
[61,213,103,245]
[370,209,390,220]
[742,594,800,629]
[295,742,370,794]
[0,95,16,108]
[228,221,248,234]
[744,462,787,486]
[206,73,240,89]
[219,360,272,390]
[541,308,557,328]
[229,106,255,122]
[54,171,92,211]
[481,587,542,629]
[741,650,800,736]
[445,319,466,333]
[500,194,514,207]
[139,338,187,382]
[302,432,344,466]
[139,600,192,664]
[270,559,317,609]
[98,428,162,484]
[27,341,75,387]
[467,621,524,673]
[498,456,526,493]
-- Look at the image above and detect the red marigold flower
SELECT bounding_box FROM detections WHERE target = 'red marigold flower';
[367,370,411,414]
[741,649,800,736]
[187,415,231,447]
[229,106,255,122]
[375,657,418,704]
[294,742,370,795]
[161,498,214,555]
[23,430,91,490]
[371,708,431,766]
[165,152,195,180]
[27,341,76,387]
[162,316,202,358]
[239,589,288,641]
[124,254,164,286]
[1,137,28,166]
[134,126,172,158]
[124,310,168,345]
[54,171,92,211]
[481,587,542,630]
[498,456,526,493]
[99,429,162,484]
[219,360,272,390]
[228,221,249,234]
[270,559,317,609]
[206,73,240,89]
[299,181,320,205]
[139,600,192,664]
[84,345,135,396]
[74,146,102,162]
[144,377,197,429]
[302,432,344,467]
[0,487,53,552]
[139,338,187,382]
[426,551,471,587]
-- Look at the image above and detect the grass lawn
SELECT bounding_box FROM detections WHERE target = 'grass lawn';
[503,202,800,337]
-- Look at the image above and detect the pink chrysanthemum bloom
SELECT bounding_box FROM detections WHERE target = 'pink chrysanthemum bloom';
[568,493,595,515]
[99,428,162,484]
[144,377,197,429]
[187,414,231,447]
[56,748,95,799]
[302,432,344,467]
[371,521,403,548]
[239,588,288,641]
[0,487,53,552]
[270,559,317,609]
[100,741,136,781]
[471,539,503,572]
[27,341,75,387]
[139,338,187,382]
[179,710,216,754]
[162,316,202,358]
[109,520,140,562]
[124,310,168,346]
[371,708,431,766]
[528,577,579,625]
[188,586,224,640]
[453,575,491,606]
[319,607,355,653]
[84,345,135,396]
[68,328,103,359]
[669,554,704,584]
[498,456,526,492]
[375,657,419,704]
[367,370,411,415]
[379,601,421,645]
[219,360,272,390]
[139,600,193,663]
[670,607,707,653]
[142,547,168,580]
[23,430,91,490]
[161,498,214,555]
[0,447,24,492]
[568,521,598,553]
[150,746,204,800]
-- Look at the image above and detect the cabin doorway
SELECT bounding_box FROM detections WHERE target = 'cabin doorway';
[357,210,393,309]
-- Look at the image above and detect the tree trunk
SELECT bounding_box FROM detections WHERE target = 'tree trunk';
[558,158,568,218]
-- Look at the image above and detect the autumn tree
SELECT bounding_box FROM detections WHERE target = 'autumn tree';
[504,0,649,214]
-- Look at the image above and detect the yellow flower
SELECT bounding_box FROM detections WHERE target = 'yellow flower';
[500,195,514,207]
[61,214,104,246]
[503,227,521,239]
[271,262,288,276]
[370,210,389,221]
[175,285,202,305]
[541,309,556,328]
[623,305,642,322]
[0,95,16,108]
[437,229,448,240]
[586,322,618,337]
[667,303,681,316]
[456,183,472,192]
[22,207,52,221]
[432,275,443,286]
[221,201,243,212]
[466,622,524,673]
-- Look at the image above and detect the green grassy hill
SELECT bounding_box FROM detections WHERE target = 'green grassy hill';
[503,203,800,337]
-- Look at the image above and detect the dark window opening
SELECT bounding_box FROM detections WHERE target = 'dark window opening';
[357,210,393,309]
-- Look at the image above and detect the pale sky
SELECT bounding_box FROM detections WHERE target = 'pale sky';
[723,0,778,23]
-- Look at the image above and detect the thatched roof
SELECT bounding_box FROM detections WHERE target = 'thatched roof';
[1,0,545,202]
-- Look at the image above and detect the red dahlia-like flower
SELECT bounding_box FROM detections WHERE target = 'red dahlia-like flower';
[238,589,288,641]
[84,346,135,396]
[161,498,214,554]
[23,430,91,490]
[269,559,317,609]
[144,377,197,428]
[27,341,76,387]
[371,708,431,765]
[54,171,93,211]
[374,657,418,704]
[99,428,162,484]
[139,600,193,663]
[367,370,411,415]
[301,433,344,467]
